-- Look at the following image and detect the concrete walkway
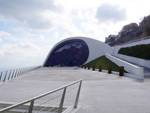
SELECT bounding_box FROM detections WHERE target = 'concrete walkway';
[0,67,150,113]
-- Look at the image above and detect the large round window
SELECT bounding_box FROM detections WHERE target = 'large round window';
[44,39,89,66]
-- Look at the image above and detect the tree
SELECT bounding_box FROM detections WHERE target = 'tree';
[140,15,150,36]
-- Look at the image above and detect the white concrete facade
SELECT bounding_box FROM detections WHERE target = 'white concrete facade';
[81,37,113,63]
[112,38,150,69]
[45,37,113,65]
[45,37,150,79]
[105,54,144,80]
[113,38,150,54]
[114,54,150,69]
[45,37,150,67]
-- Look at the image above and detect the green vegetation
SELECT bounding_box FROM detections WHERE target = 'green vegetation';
[84,56,122,72]
[118,44,150,60]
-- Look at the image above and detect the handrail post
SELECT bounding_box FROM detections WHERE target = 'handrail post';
[28,100,34,113]
[74,81,82,109]
[58,87,66,113]
[14,69,17,78]
[3,71,8,82]
[0,72,2,81]
[18,68,20,76]
[11,70,15,79]
[8,70,12,80]
[14,69,16,78]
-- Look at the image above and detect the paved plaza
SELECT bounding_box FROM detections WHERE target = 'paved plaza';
[0,67,150,113]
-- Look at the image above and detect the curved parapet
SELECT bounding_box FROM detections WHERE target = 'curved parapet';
[44,37,113,67]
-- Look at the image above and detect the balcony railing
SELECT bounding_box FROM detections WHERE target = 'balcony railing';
[0,66,41,82]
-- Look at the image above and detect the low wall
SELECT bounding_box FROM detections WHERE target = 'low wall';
[115,54,150,69]
[105,54,144,80]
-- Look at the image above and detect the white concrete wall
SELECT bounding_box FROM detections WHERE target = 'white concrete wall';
[112,38,150,69]
[105,54,144,80]
[113,38,150,55]
[45,37,113,65]
[115,54,150,69]
[82,37,113,63]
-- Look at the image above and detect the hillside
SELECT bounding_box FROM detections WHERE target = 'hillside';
[105,15,150,46]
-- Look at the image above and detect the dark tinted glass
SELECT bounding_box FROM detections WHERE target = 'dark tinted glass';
[44,39,89,66]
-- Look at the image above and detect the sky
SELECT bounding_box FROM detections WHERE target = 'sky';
[0,0,150,69]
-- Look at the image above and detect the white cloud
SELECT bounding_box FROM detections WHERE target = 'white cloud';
[0,31,11,43]
[0,0,57,18]
[0,31,10,37]
[0,39,49,68]
[0,0,59,30]
[96,3,126,22]
[0,0,150,68]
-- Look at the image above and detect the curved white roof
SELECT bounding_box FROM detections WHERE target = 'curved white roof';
[44,37,113,65]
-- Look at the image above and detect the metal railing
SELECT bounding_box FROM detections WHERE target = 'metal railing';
[0,79,82,113]
[0,66,41,82]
